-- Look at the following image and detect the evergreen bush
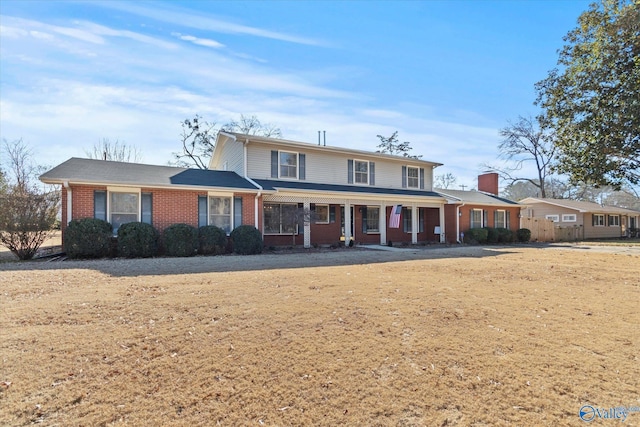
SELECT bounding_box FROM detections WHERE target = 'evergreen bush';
[163,223,198,257]
[230,225,263,255]
[517,228,532,243]
[198,225,227,255]
[117,222,158,258]
[463,228,488,244]
[64,218,113,259]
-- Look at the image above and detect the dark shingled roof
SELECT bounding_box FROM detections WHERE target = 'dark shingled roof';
[40,158,258,190]
[254,179,444,198]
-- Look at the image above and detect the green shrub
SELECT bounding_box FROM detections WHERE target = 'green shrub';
[496,227,515,243]
[64,218,113,259]
[198,225,227,255]
[117,222,158,258]
[230,225,263,255]
[163,223,198,257]
[463,228,488,244]
[486,227,499,244]
[517,228,532,243]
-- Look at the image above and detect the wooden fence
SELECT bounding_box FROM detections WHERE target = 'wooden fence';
[520,217,584,242]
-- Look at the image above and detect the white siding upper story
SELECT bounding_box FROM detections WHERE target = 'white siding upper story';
[210,132,439,191]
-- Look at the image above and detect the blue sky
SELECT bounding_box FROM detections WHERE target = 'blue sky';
[0,0,591,189]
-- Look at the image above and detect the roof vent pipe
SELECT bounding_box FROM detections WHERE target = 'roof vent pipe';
[318,130,321,146]
[323,130,326,146]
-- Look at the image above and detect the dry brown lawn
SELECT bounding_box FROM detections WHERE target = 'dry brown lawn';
[1,246,639,426]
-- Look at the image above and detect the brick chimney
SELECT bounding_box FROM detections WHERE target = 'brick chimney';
[478,172,499,195]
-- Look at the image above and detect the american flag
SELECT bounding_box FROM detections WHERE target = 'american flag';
[389,204,402,228]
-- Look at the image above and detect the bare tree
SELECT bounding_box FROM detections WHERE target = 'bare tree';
[223,114,282,138]
[172,115,218,169]
[279,205,318,247]
[85,138,142,162]
[434,173,457,189]
[376,131,422,159]
[0,139,60,260]
[484,116,556,198]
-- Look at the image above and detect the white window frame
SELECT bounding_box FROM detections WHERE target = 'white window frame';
[546,214,560,222]
[279,150,298,179]
[406,166,419,189]
[315,204,329,224]
[207,193,233,234]
[593,214,605,226]
[365,206,380,233]
[608,214,620,227]
[353,159,369,185]
[494,210,506,228]
[470,209,483,229]
[562,214,577,222]
[107,186,141,233]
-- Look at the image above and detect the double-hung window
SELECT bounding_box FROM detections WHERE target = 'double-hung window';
[470,209,483,229]
[279,151,298,179]
[95,188,152,233]
[592,214,605,226]
[110,191,139,232]
[608,215,620,226]
[407,166,419,188]
[354,160,369,184]
[314,204,329,224]
[494,210,506,228]
[209,196,232,233]
[365,206,380,233]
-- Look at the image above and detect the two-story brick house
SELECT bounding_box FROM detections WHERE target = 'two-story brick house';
[41,132,448,248]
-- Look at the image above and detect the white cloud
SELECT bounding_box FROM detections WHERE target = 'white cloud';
[171,32,224,49]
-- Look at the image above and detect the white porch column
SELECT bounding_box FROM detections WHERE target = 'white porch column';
[439,204,446,243]
[303,200,311,248]
[344,201,352,245]
[411,205,418,244]
[380,203,387,245]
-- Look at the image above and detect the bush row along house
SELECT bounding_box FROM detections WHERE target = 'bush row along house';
[40,132,637,247]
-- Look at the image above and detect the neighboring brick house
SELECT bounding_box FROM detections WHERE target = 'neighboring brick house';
[436,173,522,243]
[520,197,640,239]
[41,132,450,247]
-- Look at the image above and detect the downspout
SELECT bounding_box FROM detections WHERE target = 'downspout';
[456,202,465,243]
[63,181,72,226]
[243,139,263,229]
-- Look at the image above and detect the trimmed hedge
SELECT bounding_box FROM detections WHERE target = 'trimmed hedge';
[517,228,532,243]
[463,228,488,244]
[64,218,113,259]
[230,225,263,255]
[117,222,158,258]
[496,227,515,243]
[163,223,198,257]
[486,227,500,244]
[198,225,227,255]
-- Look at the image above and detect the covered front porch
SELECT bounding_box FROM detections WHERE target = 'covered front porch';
[261,191,446,248]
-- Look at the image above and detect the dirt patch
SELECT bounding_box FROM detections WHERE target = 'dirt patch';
[1,246,638,426]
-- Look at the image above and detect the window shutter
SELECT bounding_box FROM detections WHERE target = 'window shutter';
[198,196,208,227]
[402,166,407,188]
[361,207,368,233]
[403,208,409,233]
[483,210,488,227]
[299,154,306,180]
[141,193,152,225]
[271,150,278,178]
[234,197,243,229]
[419,168,425,189]
[369,162,375,186]
[348,159,354,184]
[506,211,511,229]
[419,208,424,233]
[494,210,498,228]
[329,205,336,223]
[94,190,107,221]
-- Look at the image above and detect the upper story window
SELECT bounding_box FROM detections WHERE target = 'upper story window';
[407,166,419,188]
[279,151,298,178]
[270,150,305,180]
[354,160,369,184]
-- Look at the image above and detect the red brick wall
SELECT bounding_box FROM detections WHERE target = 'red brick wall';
[444,205,459,243]
[459,205,521,235]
